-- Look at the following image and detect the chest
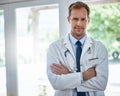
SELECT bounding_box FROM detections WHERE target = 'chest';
[58,45,99,72]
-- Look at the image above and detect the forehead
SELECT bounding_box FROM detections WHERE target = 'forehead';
[70,7,88,18]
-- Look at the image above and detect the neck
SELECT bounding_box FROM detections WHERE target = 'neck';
[73,34,86,40]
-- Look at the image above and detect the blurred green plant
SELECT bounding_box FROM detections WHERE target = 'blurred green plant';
[87,3,120,56]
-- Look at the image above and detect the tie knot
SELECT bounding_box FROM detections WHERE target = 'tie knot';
[76,41,81,47]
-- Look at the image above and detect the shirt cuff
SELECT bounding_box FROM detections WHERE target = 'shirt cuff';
[80,72,83,81]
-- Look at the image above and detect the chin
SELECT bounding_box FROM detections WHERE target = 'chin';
[76,31,85,35]
[76,31,83,34]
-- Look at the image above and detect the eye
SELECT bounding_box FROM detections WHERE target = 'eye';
[72,18,78,21]
[81,18,86,21]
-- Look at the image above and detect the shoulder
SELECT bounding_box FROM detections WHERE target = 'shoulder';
[89,37,108,52]
[48,38,64,50]
[89,37,106,47]
[49,34,69,49]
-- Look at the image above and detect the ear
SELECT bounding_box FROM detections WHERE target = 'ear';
[67,16,70,23]
[88,17,90,24]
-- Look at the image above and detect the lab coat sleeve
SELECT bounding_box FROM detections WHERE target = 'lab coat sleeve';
[77,42,108,92]
[47,42,82,90]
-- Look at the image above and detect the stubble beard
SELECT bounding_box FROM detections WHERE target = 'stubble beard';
[74,28,86,39]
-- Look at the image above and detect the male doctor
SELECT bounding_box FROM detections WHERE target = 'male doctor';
[47,1,108,96]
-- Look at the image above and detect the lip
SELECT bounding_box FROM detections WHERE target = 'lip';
[75,26,84,29]
[76,28,82,30]
[75,27,84,30]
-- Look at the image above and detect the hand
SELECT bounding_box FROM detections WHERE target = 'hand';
[50,63,70,75]
[83,67,96,81]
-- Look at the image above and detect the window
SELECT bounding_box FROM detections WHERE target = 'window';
[0,10,6,96]
[16,4,59,96]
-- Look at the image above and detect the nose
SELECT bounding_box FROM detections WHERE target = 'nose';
[77,20,82,26]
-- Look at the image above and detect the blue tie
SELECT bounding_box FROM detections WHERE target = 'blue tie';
[76,41,86,96]
[76,41,82,72]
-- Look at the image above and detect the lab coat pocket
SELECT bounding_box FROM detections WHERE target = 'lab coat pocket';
[85,58,99,69]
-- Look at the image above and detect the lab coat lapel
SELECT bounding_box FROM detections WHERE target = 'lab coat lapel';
[81,37,93,60]
[63,35,75,58]
[63,35,76,71]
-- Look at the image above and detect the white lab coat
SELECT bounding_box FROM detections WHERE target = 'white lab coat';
[47,34,108,96]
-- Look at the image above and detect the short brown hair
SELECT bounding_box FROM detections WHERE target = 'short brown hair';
[68,1,90,17]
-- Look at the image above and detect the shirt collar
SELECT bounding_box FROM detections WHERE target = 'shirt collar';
[69,33,87,46]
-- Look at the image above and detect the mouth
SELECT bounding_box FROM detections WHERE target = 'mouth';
[75,26,84,30]
[75,27,84,31]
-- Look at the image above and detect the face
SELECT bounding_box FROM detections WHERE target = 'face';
[68,7,90,40]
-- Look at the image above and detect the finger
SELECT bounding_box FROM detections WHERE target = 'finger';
[50,65,62,74]
[51,67,61,75]
[52,68,60,74]
[57,64,63,69]
[51,66,59,73]
[51,64,61,70]
[52,63,61,68]
[50,65,59,71]
[60,64,66,69]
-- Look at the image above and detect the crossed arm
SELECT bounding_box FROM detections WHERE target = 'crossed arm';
[48,42,108,91]
[50,63,96,81]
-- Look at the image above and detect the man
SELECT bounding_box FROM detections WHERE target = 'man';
[47,1,108,96]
